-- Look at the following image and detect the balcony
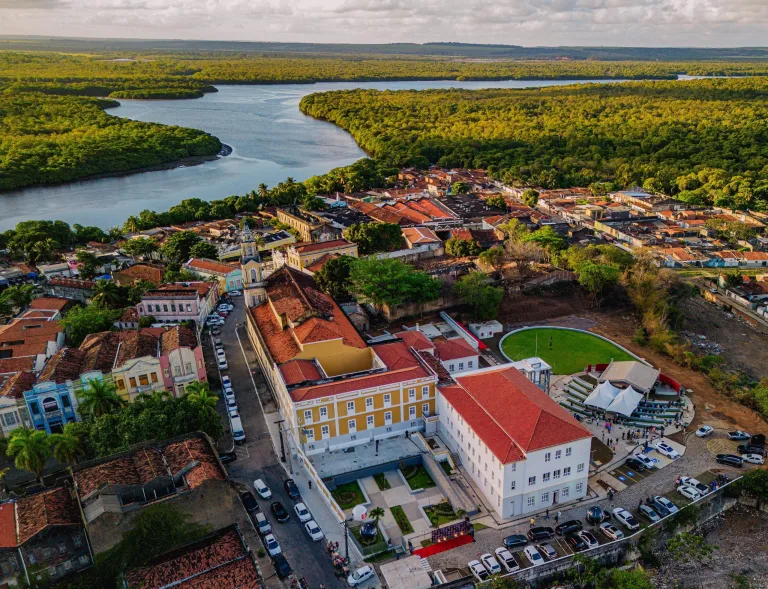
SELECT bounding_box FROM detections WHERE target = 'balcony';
[173,372,197,384]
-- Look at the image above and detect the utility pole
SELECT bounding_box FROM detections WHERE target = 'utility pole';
[275,419,286,463]
[344,518,349,561]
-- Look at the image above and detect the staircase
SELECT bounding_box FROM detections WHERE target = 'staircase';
[419,558,433,573]
[450,452,462,466]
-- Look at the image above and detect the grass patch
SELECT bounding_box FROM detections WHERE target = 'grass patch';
[401,465,436,489]
[332,481,366,509]
[501,327,634,375]
[473,523,488,531]
[351,524,388,553]
[420,539,433,548]
[373,473,391,491]
[423,501,458,526]
[364,549,396,564]
[390,505,414,535]
[440,461,453,476]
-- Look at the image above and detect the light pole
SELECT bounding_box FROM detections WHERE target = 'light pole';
[275,419,286,463]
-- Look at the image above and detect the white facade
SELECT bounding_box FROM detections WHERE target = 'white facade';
[441,355,479,375]
[468,320,503,340]
[436,393,591,520]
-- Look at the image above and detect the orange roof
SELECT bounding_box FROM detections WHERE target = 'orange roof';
[0,356,36,374]
[742,251,768,261]
[440,367,592,463]
[373,341,422,370]
[0,503,16,548]
[449,228,473,241]
[402,227,441,245]
[0,371,36,399]
[186,258,239,276]
[279,359,322,386]
[28,297,69,311]
[434,337,478,361]
[290,365,430,402]
[395,330,434,352]
[305,253,340,274]
[292,239,355,254]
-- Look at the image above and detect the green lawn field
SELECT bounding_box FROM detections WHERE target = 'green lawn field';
[500,328,635,375]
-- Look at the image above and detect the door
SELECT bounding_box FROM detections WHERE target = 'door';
[552,490,558,505]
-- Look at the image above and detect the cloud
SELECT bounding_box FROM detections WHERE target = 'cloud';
[0,0,64,8]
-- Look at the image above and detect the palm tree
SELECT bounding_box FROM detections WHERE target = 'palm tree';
[124,216,141,233]
[4,284,35,309]
[78,379,126,418]
[91,280,121,308]
[7,428,51,485]
[49,432,85,465]
[368,506,385,527]
[185,381,218,408]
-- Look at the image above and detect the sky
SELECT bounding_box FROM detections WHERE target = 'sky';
[1,0,768,46]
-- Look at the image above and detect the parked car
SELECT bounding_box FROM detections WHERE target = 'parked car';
[253,479,271,499]
[631,453,659,469]
[294,502,311,522]
[624,457,647,472]
[210,327,221,336]
[271,502,290,523]
[599,522,624,541]
[494,547,519,573]
[695,425,714,438]
[228,408,239,419]
[654,441,680,459]
[680,477,710,496]
[215,339,224,348]
[304,520,324,542]
[716,454,744,467]
[468,560,489,582]
[284,478,301,500]
[217,358,228,370]
[348,565,375,586]
[566,532,588,552]
[537,543,558,561]
[612,508,640,531]
[224,388,235,401]
[264,534,281,556]
[527,527,555,541]
[222,376,232,387]
[523,546,544,567]
[254,513,271,535]
[727,431,751,441]
[216,348,226,359]
[578,531,599,549]
[738,443,765,455]
[239,491,259,513]
[586,506,610,524]
[742,453,765,465]
[272,553,292,578]
[480,553,501,575]
[503,534,528,548]
[218,450,237,464]
[652,495,679,514]
[555,520,583,536]
[638,505,661,523]
[229,290,242,296]
[677,485,702,501]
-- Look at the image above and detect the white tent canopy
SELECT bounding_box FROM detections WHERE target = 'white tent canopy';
[606,385,644,417]
[583,381,622,410]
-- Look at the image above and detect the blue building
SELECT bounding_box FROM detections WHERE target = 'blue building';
[24,380,79,434]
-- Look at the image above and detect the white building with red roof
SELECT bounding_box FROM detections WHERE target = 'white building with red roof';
[436,365,592,519]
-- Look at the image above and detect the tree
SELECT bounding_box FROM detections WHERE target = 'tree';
[445,237,480,257]
[189,241,219,260]
[578,262,620,306]
[733,467,768,506]
[723,270,743,288]
[521,188,540,207]
[343,223,403,255]
[667,532,717,586]
[1,284,35,310]
[49,431,85,465]
[61,305,122,346]
[121,237,159,259]
[91,280,122,309]
[6,428,51,485]
[138,315,157,328]
[504,240,543,280]
[594,567,653,589]
[453,272,503,320]
[350,258,440,307]
[478,246,506,276]
[160,231,202,264]
[185,381,219,409]
[451,181,470,195]
[314,255,356,300]
[75,250,99,279]
[485,194,507,210]
[78,379,126,418]
[368,506,385,526]
[567,554,602,589]
[73,224,108,244]
[523,226,565,259]
[498,218,529,242]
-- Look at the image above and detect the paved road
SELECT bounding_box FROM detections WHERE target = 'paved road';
[202,297,345,589]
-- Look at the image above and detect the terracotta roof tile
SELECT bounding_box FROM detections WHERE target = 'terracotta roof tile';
[113,264,164,285]
[0,356,36,375]
[434,337,478,361]
[28,297,69,311]
[305,253,340,274]
[120,307,139,322]
[0,370,36,399]
[161,438,226,489]
[402,227,441,245]
[279,359,322,386]
[373,341,422,370]
[395,330,435,352]
[0,502,16,548]
[292,239,354,254]
[290,365,429,402]
[74,455,143,497]
[160,326,198,354]
[37,347,87,383]
[15,487,82,545]
[47,277,95,289]
[144,283,215,299]
[186,258,239,276]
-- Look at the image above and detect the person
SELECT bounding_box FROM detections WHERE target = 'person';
[308,480,312,490]
[530,517,535,528]
[550,336,553,349]
[554,512,559,523]
[557,510,562,521]
[639,499,643,509]
[408,540,414,554]
[546,508,550,519]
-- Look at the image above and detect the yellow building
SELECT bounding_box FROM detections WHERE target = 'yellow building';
[246,266,438,454]
[276,207,341,243]
[282,239,359,273]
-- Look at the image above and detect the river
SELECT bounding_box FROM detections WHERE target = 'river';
[0,78,639,230]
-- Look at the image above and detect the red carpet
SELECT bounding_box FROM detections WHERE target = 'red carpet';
[413,534,474,558]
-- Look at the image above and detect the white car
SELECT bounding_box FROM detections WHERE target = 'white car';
[228,407,239,418]
[742,453,765,465]
[523,545,543,567]
[680,477,709,496]
[468,560,488,582]
[695,425,714,438]
[304,520,324,542]
[216,348,226,359]
[264,534,281,556]
[654,441,680,459]
[652,495,679,514]
[480,553,501,575]
[224,388,235,401]
[599,522,624,541]
[230,290,242,296]
[294,502,311,522]
[494,547,519,573]
[218,358,228,370]
[253,478,272,499]
[578,531,599,549]
[612,508,639,531]
[222,376,232,388]
[348,566,374,587]
[677,485,702,501]
[632,453,659,469]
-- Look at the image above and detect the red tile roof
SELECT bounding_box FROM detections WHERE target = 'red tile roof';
[28,297,69,311]
[15,487,82,545]
[291,239,355,254]
[305,253,340,274]
[144,283,215,299]
[279,359,322,386]
[373,341,422,370]
[0,503,17,548]
[163,438,226,489]
[441,367,592,463]
[186,258,239,276]
[290,365,430,402]
[113,264,165,285]
[37,347,87,383]
[402,227,441,245]
[434,337,478,361]
[160,326,198,355]
[449,228,473,241]
[395,330,434,352]
[48,276,96,289]
[0,356,35,375]
[0,370,36,399]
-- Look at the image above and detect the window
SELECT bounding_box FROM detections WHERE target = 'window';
[170,304,176,312]
[468,360,474,369]
[60,395,71,409]
[305,429,314,441]
[116,380,125,390]
[174,366,181,376]
[185,363,192,374]
[409,406,416,418]
[510,463,516,472]
[365,397,373,410]
[564,467,571,476]
[541,492,549,503]
[367,415,374,427]
[528,476,536,486]
[566,447,572,457]
[527,497,535,507]
[348,419,356,433]
[555,450,561,459]
[421,386,429,399]
[151,373,158,383]
[1,412,18,427]
[510,481,516,491]
[561,487,569,498]
[577,463,585,473]
[163,369,170,378]
[408,388,415,401]
[304,410,312,423]
[347,401,355,414]
[383,393,391,407]
[321,425,330,439]
[163,304,168,312]
[384,411,392,424]
[553,469,561,479]
[422,403,430,417]
[129,377,137,388]
[186,304,192,312]
[542,472,550,482]
[545,452,551,462]
[448,364,455,371]
[139,374,149,386]
[319,406,328,419]
[576,483,583,494]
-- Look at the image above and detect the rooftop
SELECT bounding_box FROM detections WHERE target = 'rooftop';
[290,239,355,254]
[113,264,165,285]
[0,370,36,399]
[28,297,69,312]
[402,227,441,245]
[433,337,478,361]
[185,258,239,276]
[0,487,84,547]
[279,359,323,386]
[143,282,215,299]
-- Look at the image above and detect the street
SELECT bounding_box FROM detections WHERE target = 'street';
[202,296,347,588]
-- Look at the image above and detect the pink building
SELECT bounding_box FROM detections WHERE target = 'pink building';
[137,282,218,325]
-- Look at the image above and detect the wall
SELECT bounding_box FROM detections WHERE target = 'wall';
[381,294,462,322]
[296,340,373,376]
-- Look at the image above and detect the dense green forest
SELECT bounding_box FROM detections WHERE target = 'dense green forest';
[299,77,768,211]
